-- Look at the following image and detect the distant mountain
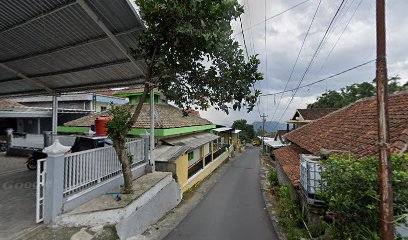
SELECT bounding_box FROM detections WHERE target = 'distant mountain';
[252,121,286,134]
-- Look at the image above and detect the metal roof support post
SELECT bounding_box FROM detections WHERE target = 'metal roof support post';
[148,88,155,172]
[52,94,58,143]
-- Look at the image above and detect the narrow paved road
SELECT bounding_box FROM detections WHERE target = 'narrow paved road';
[0,153,37,240]
[164,147,279,240]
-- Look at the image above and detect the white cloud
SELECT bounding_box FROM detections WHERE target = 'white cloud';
[200,0,408,127]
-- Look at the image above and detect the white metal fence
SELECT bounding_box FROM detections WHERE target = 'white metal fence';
[63,139,145,197]
[36,158,47,223]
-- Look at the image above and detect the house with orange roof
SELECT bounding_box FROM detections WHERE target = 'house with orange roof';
[273,90,408,229]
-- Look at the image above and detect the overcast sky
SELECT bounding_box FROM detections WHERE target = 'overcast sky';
[199,0,408,127]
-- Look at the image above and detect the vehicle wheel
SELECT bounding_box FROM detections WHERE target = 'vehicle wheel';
[26,159,37,171]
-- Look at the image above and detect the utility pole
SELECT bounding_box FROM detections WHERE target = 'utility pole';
[376,0,394,239]
[260,114,268,154]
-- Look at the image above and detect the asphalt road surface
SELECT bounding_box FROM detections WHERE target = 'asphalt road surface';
[164,147,279,240]
[0,153,37,240]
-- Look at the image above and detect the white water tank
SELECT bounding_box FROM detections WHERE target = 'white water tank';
[300,154,324,204]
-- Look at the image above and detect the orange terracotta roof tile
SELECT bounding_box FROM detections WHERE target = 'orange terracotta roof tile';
[0,99,28,110]
[273,144,309,187]
[285,91,408,158]
[296,108,338,121]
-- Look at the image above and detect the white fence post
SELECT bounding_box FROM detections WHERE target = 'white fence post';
[140,134,151,172]
[6,128,13,149]
[43,139,70,224]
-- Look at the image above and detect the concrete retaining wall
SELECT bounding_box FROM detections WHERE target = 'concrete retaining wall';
[63,163,147,213]
[116,176,181,239]
[275,160,291,186]
[57,172,181,240]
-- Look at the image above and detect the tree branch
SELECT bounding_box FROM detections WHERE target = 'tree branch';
[128,44,160,127]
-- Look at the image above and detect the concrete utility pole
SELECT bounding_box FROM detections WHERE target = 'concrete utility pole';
[376,0,394,239]
[260,113,268,154]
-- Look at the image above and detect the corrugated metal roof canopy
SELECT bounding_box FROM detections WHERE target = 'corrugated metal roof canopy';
[212,127,232,132]
[163,133,220,151]
[0,0,146,97]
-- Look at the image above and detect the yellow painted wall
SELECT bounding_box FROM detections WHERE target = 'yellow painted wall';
[181,151,229,192]
[175,154,189,187]
[219,132,229,144]
[231,133,240,147]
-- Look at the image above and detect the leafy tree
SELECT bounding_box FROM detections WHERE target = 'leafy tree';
[107,0,263,192]
[308,90,344,109]
[319,154,408,239]
[105,106,134,192]
[308,76,406,109]
[232,119,255,143]
[388,75,407,93]
[341,82,375,105]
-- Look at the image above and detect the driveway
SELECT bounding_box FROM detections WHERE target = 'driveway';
[164,147,279,240]
[0,153,37,240]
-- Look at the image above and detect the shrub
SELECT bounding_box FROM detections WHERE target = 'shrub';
[275,185,308,239]
[319,153,408,239]
[268,168,278,186]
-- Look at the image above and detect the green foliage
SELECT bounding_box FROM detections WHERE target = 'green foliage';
[308,76,407,109]
[231,119,255,142]
[275,185,308,240]
[105,105,133,142]
[320,154,408,239]
[268,168,278,186]
[134,0,263,113]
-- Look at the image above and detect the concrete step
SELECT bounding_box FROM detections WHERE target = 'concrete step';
[56,172,181,240]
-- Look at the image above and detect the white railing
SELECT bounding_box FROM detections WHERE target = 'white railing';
[36,158,47,223]
[63,140,145,197]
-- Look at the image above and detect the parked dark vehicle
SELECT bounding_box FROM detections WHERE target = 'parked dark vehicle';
[26,136,112,170]
[0,135,7,152]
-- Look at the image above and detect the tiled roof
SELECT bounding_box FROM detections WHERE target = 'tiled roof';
[64,104,213,129]
[273,144,309,187]
[295,108,338,121]
[285,91,408,158]
[391,129,408,154]
[0,99,29,110]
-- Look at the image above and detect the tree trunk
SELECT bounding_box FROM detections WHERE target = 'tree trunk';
[114,82,151,193]
[114,137,133,193]
[120,149,133,193]
[113,45,157,192]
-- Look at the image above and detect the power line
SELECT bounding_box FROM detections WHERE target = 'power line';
[317,0,363,73]
[233,0,311,38]
[264,0,268,116]
[268,0,322,124]
[271,0,347,130]
[259,59,375,97]
[244,0,255,55]
[313,0,353,65]
[239,15,250,59]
